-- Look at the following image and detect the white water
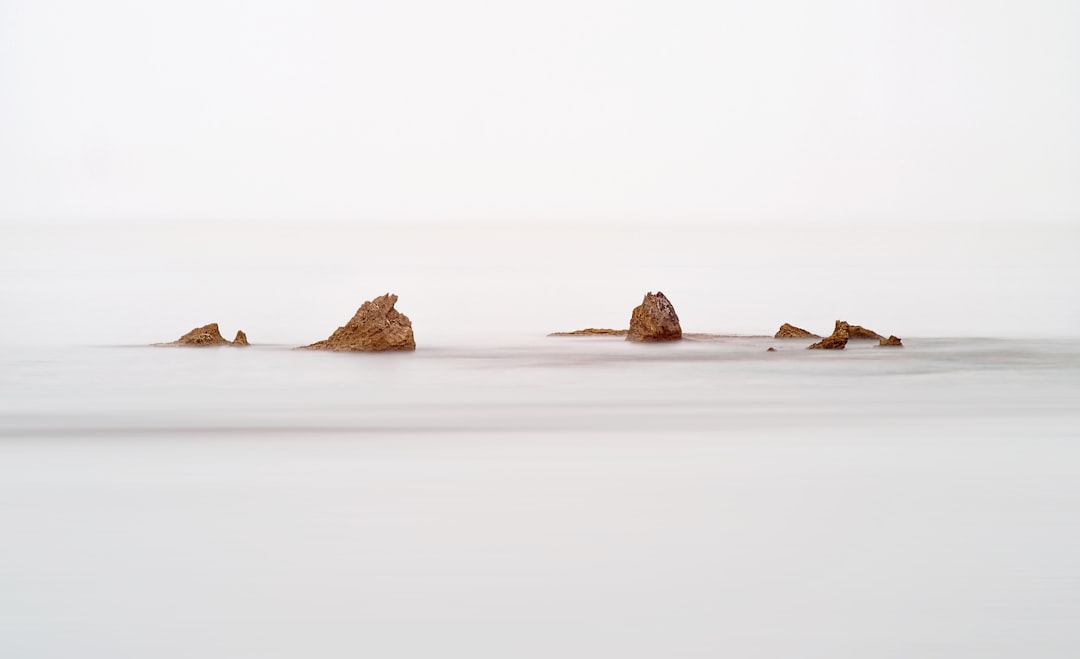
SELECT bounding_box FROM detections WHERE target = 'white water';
[2,336,1078,658]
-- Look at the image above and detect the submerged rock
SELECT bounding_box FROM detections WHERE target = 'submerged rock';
[232,330,249,346]
[305,293,416,352]
[169,323,248,347]
[878,335,903,347]
[548,328,629,337]
[767,347,777,352]
[807,320,850,350]
[774,323,820,339]
[626,291,682,342]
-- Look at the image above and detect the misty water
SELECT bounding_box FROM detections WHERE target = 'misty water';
[1,336,1078,658]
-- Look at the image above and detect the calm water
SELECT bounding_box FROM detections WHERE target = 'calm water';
[1,337,1079,658]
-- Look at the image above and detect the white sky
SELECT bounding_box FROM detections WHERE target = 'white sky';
[2,0,1078,224]
[1,1,1078,342]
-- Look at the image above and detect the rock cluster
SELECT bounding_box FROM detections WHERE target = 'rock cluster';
[170,323,249,347]
[774,323,820,339]
[807,321,850,350]
[626,292,682,342]
[305,293,416,352]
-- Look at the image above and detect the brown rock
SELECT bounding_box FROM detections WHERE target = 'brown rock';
[767,347,777,352]
[774,323,820,339]
[848,324,884,341]
[548,328,629,337]
[807,320,850,350]
[165,323,249,347]
[626,292,682,342]
[306,293,416,352]
[878,335,903,347]
[175,323,230,346]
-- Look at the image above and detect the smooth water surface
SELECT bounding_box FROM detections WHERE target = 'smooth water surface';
[1,337,1078,658]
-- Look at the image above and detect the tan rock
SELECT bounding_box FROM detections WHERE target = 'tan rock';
[548,328,629,337]
[774,323,820,339]
[807,320,850,350]
[175,323,230,346]
[848,324,884,341]
[165,323,249,347]
[878,335,903,347]
[626,292,682,342]
[306,293,416,352]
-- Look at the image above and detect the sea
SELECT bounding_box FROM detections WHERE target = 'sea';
[1,335,1078,658]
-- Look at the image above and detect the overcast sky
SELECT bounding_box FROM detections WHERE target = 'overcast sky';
[2,0,1078,224]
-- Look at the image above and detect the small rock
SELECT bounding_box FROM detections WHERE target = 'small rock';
[808,320,850,350]
[878,335,903,347]
[233,330,249,346]
[626,292,682,342]
[774,323,819,339]
[848,324,884,341]
[548,328,629,337]
[767,347,777,352]
[175,323,229,346]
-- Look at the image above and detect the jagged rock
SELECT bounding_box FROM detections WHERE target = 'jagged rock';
[807,320,850,350]
[848,324,884,341]
[626,292,682,342]
[306,293,416,352]
[165,323,249,347]
[548,328,629,337]
[878,335,903,347]
[774,323,820,339]
[233,330,249,346]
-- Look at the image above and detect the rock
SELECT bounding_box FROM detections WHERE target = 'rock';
[848,324,884,341]
[175,323,229,346]
[626,292,682,342]
[548,328,629,337]
[306,293,416,352]
[878,335,903,347]
[166,323,249,347]
[774,323,820,339]
[807,320,850,350]
[767,347,777,352]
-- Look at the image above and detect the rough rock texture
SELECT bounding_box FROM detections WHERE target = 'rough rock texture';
[807,320,850,350]
[878,335,903,347]
[848,324,884,341]
[626,292,682,342]
[774,323,820,339]
[176,323,230,346]
[167,323,249,347]
[306,293,416,352]
[548,328,629,337]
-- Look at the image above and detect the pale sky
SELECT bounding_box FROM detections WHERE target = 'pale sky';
[2,0,1078,224]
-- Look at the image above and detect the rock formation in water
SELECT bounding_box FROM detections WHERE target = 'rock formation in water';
[774,323,820,339]
[878,335,903,347]
[548,328,629,337]
[626,291,682,342]
[232,330,249,346]
[767,347,777,352]
[168,323,248,347]
[848,324,884,341]
[807,320,850,350]
[305,293,416,352]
